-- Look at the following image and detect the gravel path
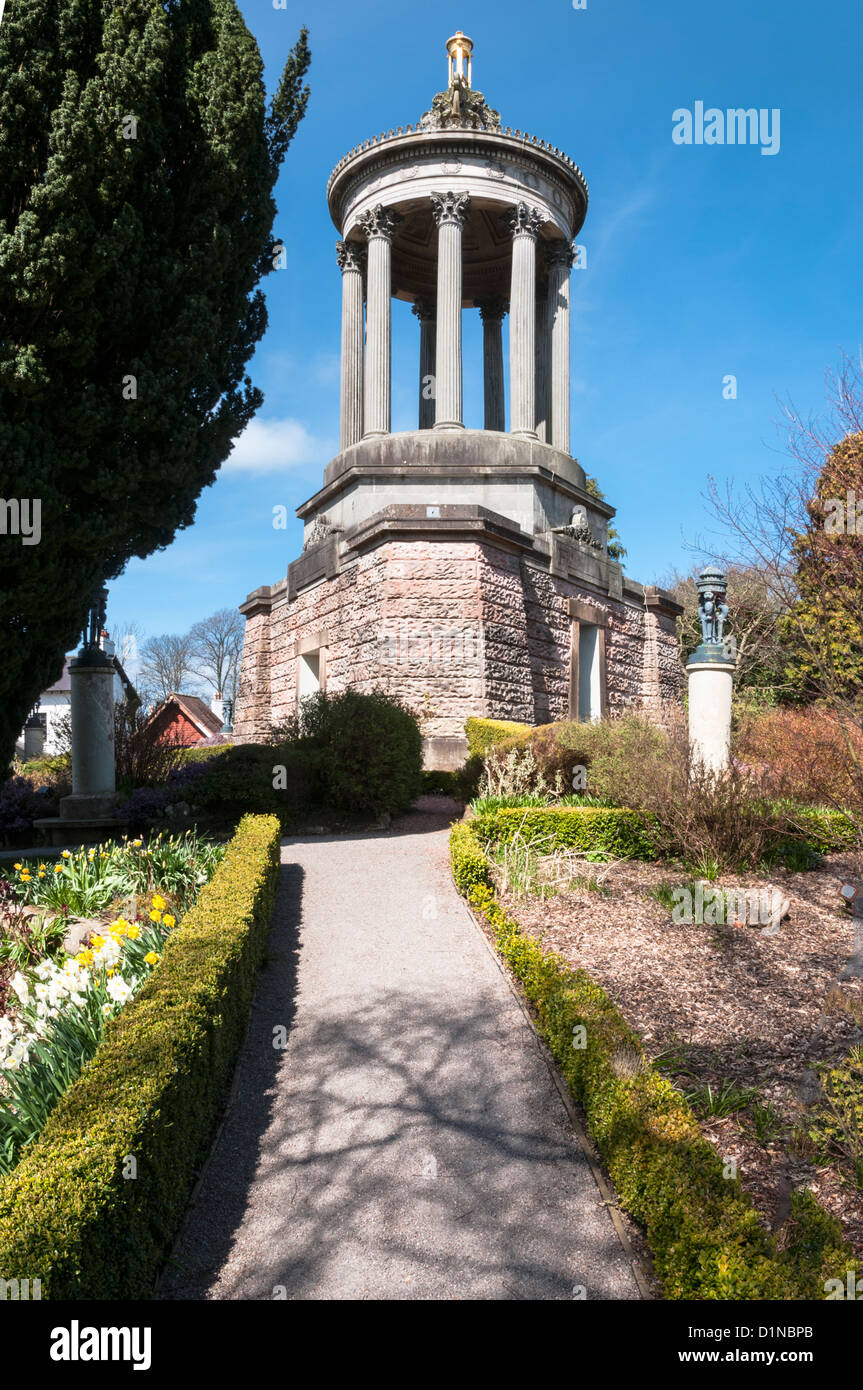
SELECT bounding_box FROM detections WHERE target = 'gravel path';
[159,810,641,1301]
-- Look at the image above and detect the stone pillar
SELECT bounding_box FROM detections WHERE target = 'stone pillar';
[535,267,550,442]
[336,239,366,451]
[357,204,402,438]
[477,296,508,431]
[687,657,734,774]
[430,191,470,431]
[63,651,117,816]
[504,203,544,438]
[23,711,45,761]
[546,239,575,455]
[686,566,734,774]
[412,299,437,430]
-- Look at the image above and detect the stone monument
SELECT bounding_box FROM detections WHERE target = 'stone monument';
[234,31,684,767]
[686,565,735,774]
[34,585,123,846]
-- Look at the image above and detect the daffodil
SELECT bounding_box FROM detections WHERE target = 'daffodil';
[162,914,176,930]
[75,949,94,967]
[149,910,162,923]
[125,923,140,941]
[151,894,166,911]
[90,934,106,950]
[144,952,160,966]
[53,864,63,873]
[13,862,22,871]
[61,850,72,859]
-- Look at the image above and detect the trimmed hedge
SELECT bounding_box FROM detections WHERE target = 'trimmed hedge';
[450,820,858,1300]
[0,813,281,1299]
[465,716,531,759]
[471,802,858,865]
[472,804,659,861]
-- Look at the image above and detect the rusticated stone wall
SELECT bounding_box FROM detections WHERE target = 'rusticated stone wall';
[234,534,683,748]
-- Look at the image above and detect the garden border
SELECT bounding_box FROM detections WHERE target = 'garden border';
[450,819,859,1300]
[0,813,281,1299]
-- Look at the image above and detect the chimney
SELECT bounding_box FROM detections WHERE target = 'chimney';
[211,690,224,722]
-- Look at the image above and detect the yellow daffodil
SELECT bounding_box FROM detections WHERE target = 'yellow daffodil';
[149,910,162,923]
[144,951,160,966]
[125,923,140,941]
[76,949,94,967]
[162,914,176,929]
[90,934,106,950]
[61,850,72,858]
[13,862,22,870]
[151,894,166,911]
[132,839,142,848]
[53,864,63,873]
[38,870,46,879]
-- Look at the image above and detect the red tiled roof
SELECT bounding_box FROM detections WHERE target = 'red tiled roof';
[146,693,223,738]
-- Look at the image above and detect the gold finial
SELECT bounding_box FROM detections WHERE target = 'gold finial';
[446,31,473,90]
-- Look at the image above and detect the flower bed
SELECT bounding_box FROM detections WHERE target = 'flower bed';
[0,814,281,1299]
[450,818,859,1299]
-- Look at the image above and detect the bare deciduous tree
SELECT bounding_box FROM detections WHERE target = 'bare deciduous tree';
[188,608,245,703]
[138,633,197,706]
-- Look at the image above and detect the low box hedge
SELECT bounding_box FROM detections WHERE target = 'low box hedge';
[472,804,659,861]
[450,820,857,1300]
[0,813,281,1299]
[465,716,531,759]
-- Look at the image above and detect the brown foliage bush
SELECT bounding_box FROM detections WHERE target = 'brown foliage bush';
[737,704,863,814]
[483,712,799,870]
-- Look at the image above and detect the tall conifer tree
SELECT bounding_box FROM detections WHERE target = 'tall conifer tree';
[0,0,309,760]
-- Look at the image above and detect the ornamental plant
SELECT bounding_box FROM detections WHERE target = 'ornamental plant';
[0,906,176,1174]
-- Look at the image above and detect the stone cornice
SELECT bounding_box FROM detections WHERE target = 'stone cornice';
[327,128,588,235]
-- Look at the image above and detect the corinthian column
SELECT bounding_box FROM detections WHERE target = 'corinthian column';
[357,204,402,438]
[477,296,508,432]
[430,191,470,431]
[503,203,545,438]
[412,299,437,430]
[336,240,366,451]
[546,238,575,455]
[535,264,550,443]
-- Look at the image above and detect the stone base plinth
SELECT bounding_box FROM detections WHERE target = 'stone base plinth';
[33,816,128,848]
[422,735,469,771]
[687,653,735,774]
[58,792,119,821]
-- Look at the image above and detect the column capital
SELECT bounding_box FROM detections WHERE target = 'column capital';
[502,202,545,240]
[544,237,576,270]
[430,190,471,227]
[356,203,403,241]
[477,294,509,324]
[411,297,437,322]
[336,239,366,274]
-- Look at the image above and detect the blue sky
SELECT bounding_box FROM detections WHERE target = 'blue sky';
[108,0,862,660]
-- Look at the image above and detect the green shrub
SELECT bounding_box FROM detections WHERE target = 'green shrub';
[472,805,659,861]
[450,820,858,1300]
[189,742,321,823]
[0,814,281,1299]
[464,717,531,759]
[299,689,422,816]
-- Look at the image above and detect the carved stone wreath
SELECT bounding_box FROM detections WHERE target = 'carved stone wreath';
[420,79,501,133]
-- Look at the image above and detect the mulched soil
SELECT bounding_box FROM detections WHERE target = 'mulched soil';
[498,851,863,1258]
